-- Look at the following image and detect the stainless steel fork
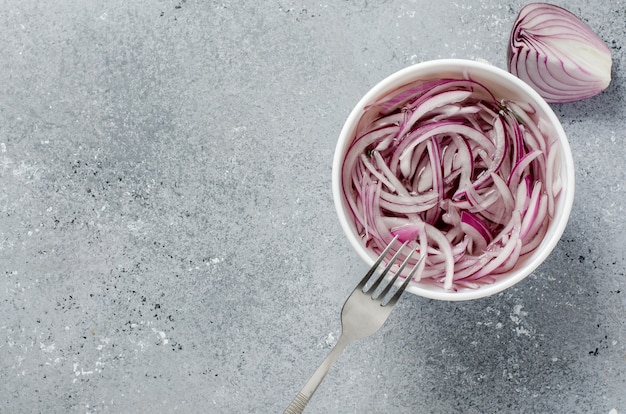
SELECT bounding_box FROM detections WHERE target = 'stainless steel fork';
[284,236,423,414]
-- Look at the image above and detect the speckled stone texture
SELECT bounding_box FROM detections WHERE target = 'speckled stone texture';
[1,1,625,413]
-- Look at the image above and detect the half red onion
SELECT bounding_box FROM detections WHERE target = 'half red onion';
[508,2,612,103]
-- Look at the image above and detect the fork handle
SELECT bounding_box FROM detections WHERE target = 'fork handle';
[283,335,350,414]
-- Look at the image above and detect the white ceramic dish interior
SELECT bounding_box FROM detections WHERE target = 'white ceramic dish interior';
[332,59,575,301]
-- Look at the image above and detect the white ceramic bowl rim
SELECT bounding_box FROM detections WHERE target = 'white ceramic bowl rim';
[332,59,575,301]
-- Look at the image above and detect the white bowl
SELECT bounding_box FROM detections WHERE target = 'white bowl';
[332,59,575,301]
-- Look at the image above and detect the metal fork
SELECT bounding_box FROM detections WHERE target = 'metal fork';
[284,236,423,414]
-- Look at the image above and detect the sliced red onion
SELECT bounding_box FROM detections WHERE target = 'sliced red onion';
[508,3,612,103]
[342,77,562,290]
[460,211,492,254]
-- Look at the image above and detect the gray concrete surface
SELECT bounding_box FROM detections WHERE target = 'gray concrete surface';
[1,1,625,413]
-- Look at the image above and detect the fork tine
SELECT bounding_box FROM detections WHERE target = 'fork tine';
[376,248,416,300]
[364,240,409,294]
[384,254,425,307]
[355,236,399,290]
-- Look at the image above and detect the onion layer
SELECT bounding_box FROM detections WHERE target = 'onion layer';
[508,2,612,103]
[341,77,562,290]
